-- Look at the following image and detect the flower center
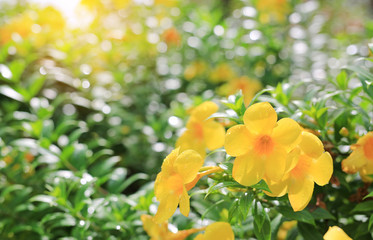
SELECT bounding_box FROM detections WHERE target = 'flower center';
[291,154,311,178]
[363,137,373,161]
[193,122,204,140]
[166,174,184,196]
[254,135,274,155]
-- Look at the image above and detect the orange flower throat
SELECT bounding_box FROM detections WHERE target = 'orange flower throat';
[254,135,274,155]
[363,137,373,161]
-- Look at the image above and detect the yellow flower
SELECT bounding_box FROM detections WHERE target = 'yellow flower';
[141,214,203,240]
[176,101,225,158]
[225,102,301,186]
[218,76,262,106]
[256,0,290,23]
[163,28,181,47]
[342,132,373,182]
[323,226,352,240]
[184,61,207,80]
[277,221,296,240]
[154,148,204,223]
[209,63,235,83]
[265,131,333,211]
[194,222,234,240]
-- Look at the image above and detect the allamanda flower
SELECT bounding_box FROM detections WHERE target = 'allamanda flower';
[176,101,225,158]
[218,76,262,106]
[265,131,333,211]
[342,132,373,182]
[194,222,234,240]
[154,148,203,223]
[225,102,301,186]
[323,226,352,240]
[141,214,204,240]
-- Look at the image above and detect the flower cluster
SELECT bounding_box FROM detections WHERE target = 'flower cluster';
[145,101,334,238]
[342,132,373,182]
[225,102,333,211]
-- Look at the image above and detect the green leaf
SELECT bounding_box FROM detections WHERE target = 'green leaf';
[89,156,121,177]
[110,172,148,194]
[336,70,348,90]
[248,88,272,107]
[351,201,373,213]
[363,191,373,200]
[219,162,233,175]
[239,192,254,219]
[228,199,240,223]
[311,208,336,220]
[277,206,315,226]
[297,222,323,240]
[206,181,243,198]
[253,201,271,240]
[250,179,271,192]
[30,195,56,205]
[369,215,373,231]
[0,85,24,102]
[201,199,225,220]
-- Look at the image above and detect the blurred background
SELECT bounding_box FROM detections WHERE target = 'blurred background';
[0,0,373,239]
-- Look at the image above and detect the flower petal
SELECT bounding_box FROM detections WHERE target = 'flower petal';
[342,148,367,174]
[179,187,190,217]
[191,101,218,121]
[264,176,288,197]
[359,161,373,182]
[298,131,324,159]
[232,151,265,186]
[203,120,225,150]
[174,149,204,184]
[243,102,277,135]
[161,148,179,174]
[153,193,179,223]
[309,152,333,186]
[324,226,352,240]
[272,118,301,151]
[288,176,314,211]
[203,222,235,240]
[265,146,287,182]
[225,125,253,156]
[176,130,206,158]
[285,147,300,174]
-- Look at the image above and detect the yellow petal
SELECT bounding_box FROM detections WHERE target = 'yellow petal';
[176,130,206,158]
[179,187,190,217]
[202,222,234,240]
[141,214,168,238]
[203,120,225,150]
[265,146,287,182]
[154,193,179,223]
[225,125,253,156]
[264,176,288,197]
[323,226,352,240]
[272,118,301,151]
[190,101,218,121]
[342,148,366,174]
[161,148,180,174]
[285,147,300,174]
[288,176,314,211]
[298,131,324,159]
[174,149,204,183]
[232,151,265,186]
[359,161,373,182]
[194,234,205,240]
[243,102,277,135]
[154,172,165,200]
[309,152,333,186]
